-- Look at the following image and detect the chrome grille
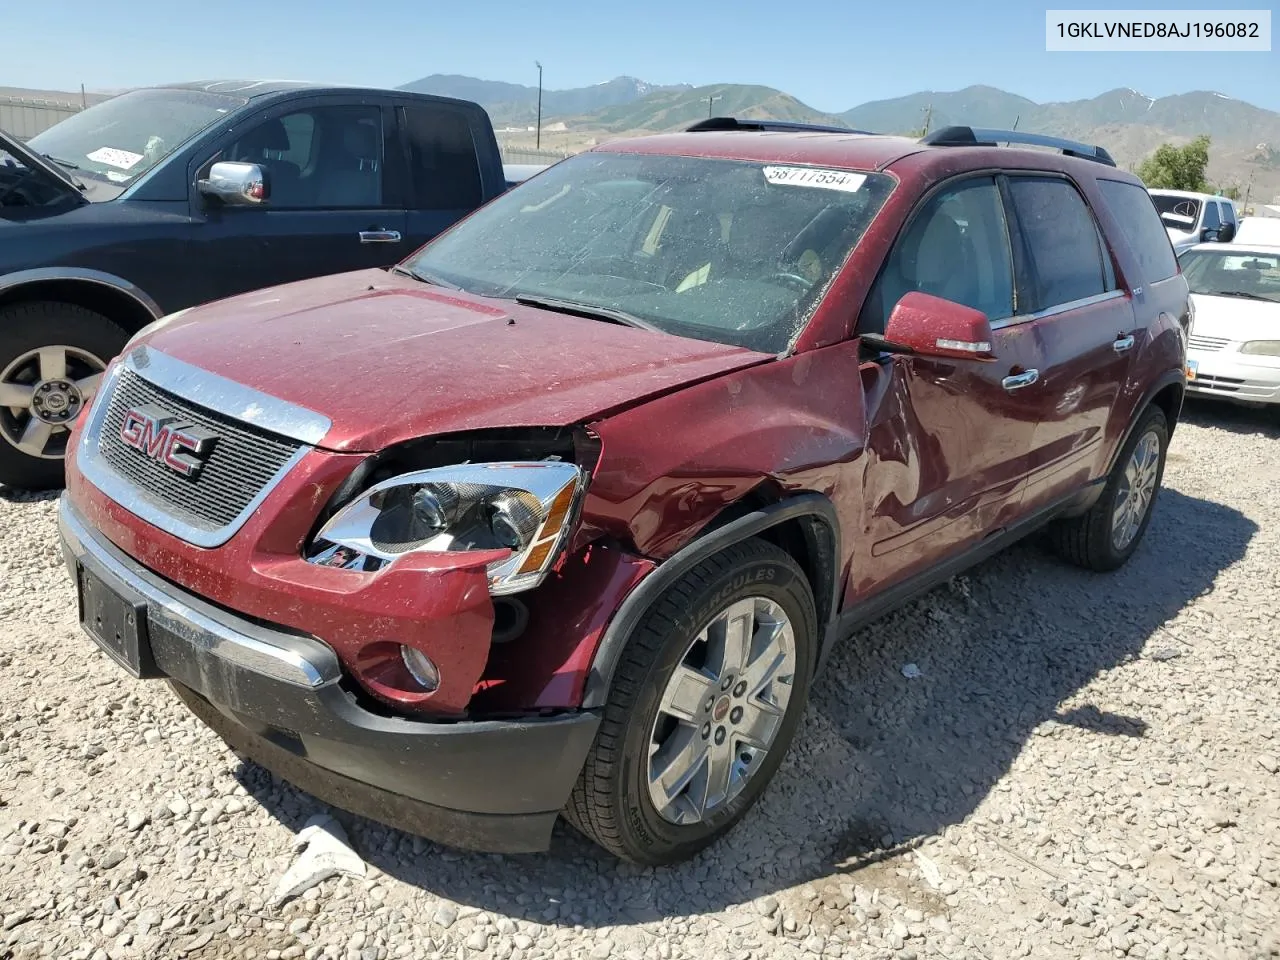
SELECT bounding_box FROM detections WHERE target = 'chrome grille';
[97,368,302,531]
[1188,335,1229,352]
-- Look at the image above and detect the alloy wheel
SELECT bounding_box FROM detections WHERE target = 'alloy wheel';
[647,596,796,826]
[0,345,106,459]
[1112,429,1161,551]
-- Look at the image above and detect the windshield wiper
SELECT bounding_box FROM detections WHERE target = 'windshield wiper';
[40,154,87,190]
[1205,290,1272,302]
[513,294,661,333]
[390,264,459,290]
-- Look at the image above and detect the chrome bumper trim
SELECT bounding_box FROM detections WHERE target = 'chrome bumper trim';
[59,494,337,689]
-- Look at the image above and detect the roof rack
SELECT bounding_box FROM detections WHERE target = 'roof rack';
[920,126,1116,166]
[686,117,874,135]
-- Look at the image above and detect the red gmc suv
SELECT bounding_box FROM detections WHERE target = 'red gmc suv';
[58,121,1189,865]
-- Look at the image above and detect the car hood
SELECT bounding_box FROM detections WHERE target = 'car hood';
[1189,291,1280,343]
[136,269,772,452]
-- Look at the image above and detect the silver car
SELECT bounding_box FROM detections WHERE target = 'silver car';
[1181,242,1280,405]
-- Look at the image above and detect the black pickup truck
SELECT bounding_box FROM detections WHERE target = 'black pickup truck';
[0,79,521,489]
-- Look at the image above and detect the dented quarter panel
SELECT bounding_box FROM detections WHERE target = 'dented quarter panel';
[584,340,870,569]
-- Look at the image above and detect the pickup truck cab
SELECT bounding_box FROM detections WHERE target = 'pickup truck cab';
[0,80,510,490]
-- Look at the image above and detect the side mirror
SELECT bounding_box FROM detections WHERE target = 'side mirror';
[1218,222,1236,242]
[197,161,268,206]
[1201,226,1220,243]
[874,291,997,362]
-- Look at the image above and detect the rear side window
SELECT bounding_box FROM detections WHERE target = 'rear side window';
[399,105,483,210]
[1223,202,1238,227]
[1096,180,1179,283]
[1006,177,1109,310]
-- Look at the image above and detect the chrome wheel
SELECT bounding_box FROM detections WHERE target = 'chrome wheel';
[0,345,106,460]
[647,596,796,826]
[1112,429,1161,551]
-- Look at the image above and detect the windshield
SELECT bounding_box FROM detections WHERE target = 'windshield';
[1180,248,1280,304]
[1151,194,1201,233]
[26,88,246,189]
[405,151,895,353]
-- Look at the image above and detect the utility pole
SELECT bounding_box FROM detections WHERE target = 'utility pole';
[79,83,86,110]
[707,94,722,118]
[535,61,543,150]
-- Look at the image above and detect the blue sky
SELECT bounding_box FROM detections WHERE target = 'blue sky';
[6,0,1279,111]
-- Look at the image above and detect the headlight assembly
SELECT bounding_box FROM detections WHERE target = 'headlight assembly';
[306,461,584,595]
[1240,340,1280,357]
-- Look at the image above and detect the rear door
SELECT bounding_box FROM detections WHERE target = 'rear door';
[189,96,408,302]
[393,99,492,253]
[855,175,1043,594]
[1003,174,1137,511]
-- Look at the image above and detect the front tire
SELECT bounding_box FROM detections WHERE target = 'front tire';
[566,538,817,864]
[1050,405,1169,571]
[0,302,127,491]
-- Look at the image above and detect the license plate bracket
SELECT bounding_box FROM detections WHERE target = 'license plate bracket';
[77,564,160,679]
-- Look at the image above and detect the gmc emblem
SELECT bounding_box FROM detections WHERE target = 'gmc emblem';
[119,403,217,478]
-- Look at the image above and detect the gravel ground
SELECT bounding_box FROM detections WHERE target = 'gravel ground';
[1,399,1278,960]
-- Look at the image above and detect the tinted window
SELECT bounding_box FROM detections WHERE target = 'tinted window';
[1222,202,1238,226]
[1007,177,1107,310]
[1150,194,1200,234]
[400,105,483,210]
[408,152,895,353]
[859,176,1014,333]
[228,105,383,209]
[1203,202,1221,230]
[1098,180,1179,283]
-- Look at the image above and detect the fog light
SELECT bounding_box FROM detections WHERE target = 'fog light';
[399,646,440,692]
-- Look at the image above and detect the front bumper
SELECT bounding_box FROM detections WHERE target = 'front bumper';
[59,495,600,854]
[1186,350,1280,404]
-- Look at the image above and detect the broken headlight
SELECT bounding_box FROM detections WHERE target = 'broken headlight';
[306,461,584,595]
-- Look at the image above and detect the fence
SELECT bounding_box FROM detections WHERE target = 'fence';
[0,96,82,140]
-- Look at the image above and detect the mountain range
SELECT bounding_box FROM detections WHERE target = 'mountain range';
[399,74,1280,201]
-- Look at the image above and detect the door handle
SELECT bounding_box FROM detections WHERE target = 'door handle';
[358,230,402,244]
[1002,369,1039,391]
[1113,334,1136,353]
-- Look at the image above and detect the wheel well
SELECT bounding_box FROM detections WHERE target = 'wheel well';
[701,487,840,626]
[1151,381,1184,437]
[0,279,157,334]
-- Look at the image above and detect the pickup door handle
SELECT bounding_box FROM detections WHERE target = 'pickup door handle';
[358,230,402,244]
[1113,334,1136,353]
[1002,369,1039,391]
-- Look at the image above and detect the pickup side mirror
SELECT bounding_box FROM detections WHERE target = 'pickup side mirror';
[1201,226,1221,243]
[876,291,997,362]
[197,161,269,206]
[1218,222,1236,243]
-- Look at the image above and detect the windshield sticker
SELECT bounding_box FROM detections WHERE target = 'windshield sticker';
[86,147,144,170]
[105,171,131,183]
[763,166,866,193]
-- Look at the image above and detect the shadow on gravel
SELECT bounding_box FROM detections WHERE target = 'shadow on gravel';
[0,486,59,504]
[234,486,1255,929]
[1179,395,1280,438]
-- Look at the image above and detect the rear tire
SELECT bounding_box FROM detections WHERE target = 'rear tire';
[0,301,127,491]
[1050,405,1169,572]
[566,538,817,865]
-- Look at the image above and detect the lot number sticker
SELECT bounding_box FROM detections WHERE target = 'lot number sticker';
[763,166,866,193]
[86,147,145,171]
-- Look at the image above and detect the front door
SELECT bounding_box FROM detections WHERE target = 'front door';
[853,175,1043,598]
[189,98,407,304]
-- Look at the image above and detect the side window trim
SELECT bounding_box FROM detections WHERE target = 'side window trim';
[990,289,1127,330]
